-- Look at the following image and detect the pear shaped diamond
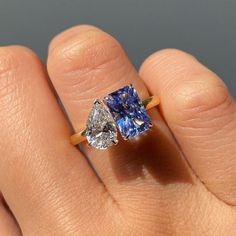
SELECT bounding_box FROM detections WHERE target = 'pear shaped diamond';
[86,99,118,149]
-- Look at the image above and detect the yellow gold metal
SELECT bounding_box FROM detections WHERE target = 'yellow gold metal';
[142,95,160,110]
[70,130,87,145]
[70,95,160,146]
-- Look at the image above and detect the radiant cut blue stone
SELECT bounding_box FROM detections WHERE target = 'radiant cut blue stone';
[104,85,151,139]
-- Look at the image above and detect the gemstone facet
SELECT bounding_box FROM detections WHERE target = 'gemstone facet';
[86,99,118,149]
[104,85,151,139]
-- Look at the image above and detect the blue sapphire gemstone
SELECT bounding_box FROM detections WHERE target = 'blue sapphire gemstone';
[104,85,151,139]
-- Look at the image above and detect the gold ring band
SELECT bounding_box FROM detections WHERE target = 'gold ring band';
[70,95,160,146]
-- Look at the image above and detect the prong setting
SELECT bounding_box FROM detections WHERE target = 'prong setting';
[104,85,152,140]
[85,99,118,149]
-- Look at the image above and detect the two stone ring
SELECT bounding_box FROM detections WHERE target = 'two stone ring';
[70,84,160,149]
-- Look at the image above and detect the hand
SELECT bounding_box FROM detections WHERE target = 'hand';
[0,25,235,236]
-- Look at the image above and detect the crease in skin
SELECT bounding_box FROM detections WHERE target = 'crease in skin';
[171,127,236,207]
[60,57,130,99]
[48,27,101,55]
[49,32,122,75]
[174,120,236,142]
[0,193,22,235]
[61,36,120,64]
[154,107,235,203]
[156,107,236,208]
[172,112,236,139]
[175,88,232,120]
[0,52,20,76]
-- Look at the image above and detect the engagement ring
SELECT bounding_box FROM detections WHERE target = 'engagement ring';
[70,85,160,149]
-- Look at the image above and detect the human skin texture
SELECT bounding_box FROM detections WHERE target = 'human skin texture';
[0,25,235,236]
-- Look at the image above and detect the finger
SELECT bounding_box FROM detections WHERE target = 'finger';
[48,24,148,130]
[47,25,195,203]
[140,49,236,205]
[0,195,21,236]
[0,46,113,235]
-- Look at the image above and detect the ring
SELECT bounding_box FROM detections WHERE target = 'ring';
[70,85,160,149]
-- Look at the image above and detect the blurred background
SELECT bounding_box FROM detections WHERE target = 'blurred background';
[0,0,235,96]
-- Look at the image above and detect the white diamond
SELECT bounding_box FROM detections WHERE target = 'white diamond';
[86,99,118,149]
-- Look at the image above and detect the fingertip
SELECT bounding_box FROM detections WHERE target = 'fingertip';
[47,25,124,81]
[0,45,44,83]
[48,24,105,54]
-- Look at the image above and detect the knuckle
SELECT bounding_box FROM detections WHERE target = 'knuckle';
[140,48,196,73]
[0,47,20,76]
[0,46,39,99]
[0,46,40,133]
[0,46,38,78]
[48,29,124,75]
[173,72,233,121]
[0,47,22,105]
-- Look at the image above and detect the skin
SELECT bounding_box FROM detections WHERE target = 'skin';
[0,25,235,235]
